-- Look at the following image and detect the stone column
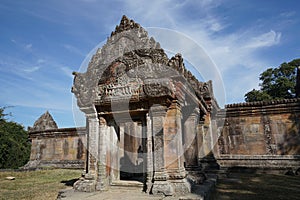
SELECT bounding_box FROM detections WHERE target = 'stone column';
[183,107,200,169]
[87,113,99,175]
[119,122,125,174]
[197,120,205,163]
[164,100,190,194]
[201,114,212,157]
[96,116,109,190]
[146,113,153,193]
[74,110,99,192]
[150,104,173,196]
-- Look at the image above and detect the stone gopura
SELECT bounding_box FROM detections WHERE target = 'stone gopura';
[71,15,218,195]
[26,15,300,198]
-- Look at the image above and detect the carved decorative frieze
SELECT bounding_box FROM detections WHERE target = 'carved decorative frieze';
[98,76,142,98]
[143,80,175,98]
[72,15,216,113]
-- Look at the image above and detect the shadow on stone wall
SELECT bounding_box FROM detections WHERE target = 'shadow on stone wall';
[278,110,300,155]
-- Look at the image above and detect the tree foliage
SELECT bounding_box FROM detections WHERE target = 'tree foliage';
[245,59,300,102]
[0,107,31,169]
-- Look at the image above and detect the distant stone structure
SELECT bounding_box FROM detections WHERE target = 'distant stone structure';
[28,111,58,132]
[26,15,300,198]
[25,111,86,169]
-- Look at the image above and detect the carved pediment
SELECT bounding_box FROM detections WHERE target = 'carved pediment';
[29,111,58,132]
[72,16,162,108]
[72,15,215,112]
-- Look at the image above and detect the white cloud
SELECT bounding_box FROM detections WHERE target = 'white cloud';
[23,66,40,73]
[37,59,45,64]
[1,0,290,111]
[280,11,296,18]
[244,30,281,49]
[25,43,32,50]
[63,0,281,104]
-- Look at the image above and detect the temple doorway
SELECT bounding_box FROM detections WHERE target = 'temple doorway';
[117,116,147,183]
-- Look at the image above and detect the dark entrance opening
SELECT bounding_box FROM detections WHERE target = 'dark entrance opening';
[119,118,146,183]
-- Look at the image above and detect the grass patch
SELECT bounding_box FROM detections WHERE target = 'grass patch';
[0,169,81,200]
[215,172,300,200]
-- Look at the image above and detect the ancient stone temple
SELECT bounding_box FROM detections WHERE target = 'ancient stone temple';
[25,111,86,169]
[71,15,219,195]
[26,15,300,198]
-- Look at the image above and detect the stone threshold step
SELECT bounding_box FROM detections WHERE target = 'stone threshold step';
[111,180,144,188]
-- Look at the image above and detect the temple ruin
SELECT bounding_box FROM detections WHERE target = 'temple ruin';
[26,111,86,169]
[26,15,300,197]
[70,15,219,195]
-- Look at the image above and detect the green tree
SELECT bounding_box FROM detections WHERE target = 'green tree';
[0,107,31,169]
[245,59,300,102]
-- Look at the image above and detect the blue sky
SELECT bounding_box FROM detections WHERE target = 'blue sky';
[0,0,299,128]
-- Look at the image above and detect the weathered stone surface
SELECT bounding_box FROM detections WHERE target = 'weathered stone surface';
[71,15,216,197]
[26,15,300,200]
[25,127,86,169]
[152,181,174,196]
[73,178,97,192]
[216,99,300,170]
[28,111,58,132]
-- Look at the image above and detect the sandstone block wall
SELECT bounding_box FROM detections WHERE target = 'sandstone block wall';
[216,99,300,170]
[26,127,86,169]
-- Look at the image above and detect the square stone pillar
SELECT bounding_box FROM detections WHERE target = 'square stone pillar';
[183,107,200,169]
[96,116,109,191]
[87,114,99,175]
[74,111,99,192]
[150,104,174,196]
[199,114,212,158]
[146,113,154,193]
[164,100,190,194]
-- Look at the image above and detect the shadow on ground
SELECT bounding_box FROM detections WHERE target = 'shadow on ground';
[61,178,79,187]
[214,172,300,200]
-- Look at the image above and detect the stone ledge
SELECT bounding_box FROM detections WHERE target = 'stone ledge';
[217,155,300,160]
[225,98,300,108]
[23,160,85,169]
[217,98,300,117]
[217,155,300,170]
[29,127,86,138]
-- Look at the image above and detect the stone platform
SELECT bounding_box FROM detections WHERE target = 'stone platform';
[58,178,217,200]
